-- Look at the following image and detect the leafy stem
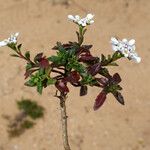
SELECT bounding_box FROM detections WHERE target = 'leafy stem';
[101,51,124,66]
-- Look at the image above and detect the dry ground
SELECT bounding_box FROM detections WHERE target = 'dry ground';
[0,0,150,150]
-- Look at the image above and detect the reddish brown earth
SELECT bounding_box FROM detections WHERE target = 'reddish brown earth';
[0,0,150,150]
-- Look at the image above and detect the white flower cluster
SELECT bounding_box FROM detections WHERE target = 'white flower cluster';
[111,37,141,63]
[0,32,19,47]
[68,14,94,27]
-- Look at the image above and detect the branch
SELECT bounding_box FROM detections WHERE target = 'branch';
[55,92,71,150]
[51,69,65,75]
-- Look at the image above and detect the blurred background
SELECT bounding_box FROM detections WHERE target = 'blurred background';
[0,0,150,150]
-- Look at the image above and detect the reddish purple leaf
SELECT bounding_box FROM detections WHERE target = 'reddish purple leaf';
[113,91,124,105]
[80,85,88,96]
[24,69,37,79]
[52,42,77,51]
[81,45,93,50]
[66,71,80,83]
[93,91,107,111]
[39,58,49,69]
[96,77,108,87]
[77,45,92,53]
[87,63,101,76]
[62,44,72,50]
[55,80,69,93]
[34,53,43,62]
[79,53,97,62]
[112,73,121,84]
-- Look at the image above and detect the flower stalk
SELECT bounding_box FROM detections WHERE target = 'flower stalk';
[78,26,84,46]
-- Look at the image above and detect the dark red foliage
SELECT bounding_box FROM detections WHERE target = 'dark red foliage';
[39,58,49,69]
[55,80,69,93]
[34,52,49,69]
[24,69,37,79]
[81,45,93,51]
[62,43,74,50]
[80,85,88,96]
[79,53,98,62]
[65,71,80,83]
[87,63,101,76]
[112,73,121,84]
[113,91,124,105]
[76,44,92,53]
[93,91,107,111]
[96,73,121,87]
[96,77,108,87]
[52,42,78,51]
[34,53,43,62]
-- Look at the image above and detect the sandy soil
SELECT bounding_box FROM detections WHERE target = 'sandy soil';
[0,0,150,150]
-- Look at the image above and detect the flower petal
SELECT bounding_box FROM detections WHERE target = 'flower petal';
[68,15,75,21]
[131,55,141,63]
[14,32,19,37]
[86,14,94,20]
[122,38,128,43]
[75,15,80,21]
[112,45,119,51]
[128,39,135,46]
[89,20,94,24]
[0,41,7,47]
[111,37,119,45]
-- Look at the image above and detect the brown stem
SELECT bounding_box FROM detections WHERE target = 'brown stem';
[52,69,64,75]
[57,92,71,150]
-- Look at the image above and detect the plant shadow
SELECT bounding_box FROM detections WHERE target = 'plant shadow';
[2,98,45,138]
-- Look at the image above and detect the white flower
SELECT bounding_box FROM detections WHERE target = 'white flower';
[85,14,94,25]
[0,32,19,47]
[68,13,94,27]
[78,18,87,26]
[110,37,141,63]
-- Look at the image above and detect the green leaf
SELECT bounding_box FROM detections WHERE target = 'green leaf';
[66,56,86,73]
[116,85,122,91]
[26,63,32,70]
[48,56,58,62]
[56,42,65,51]
[24,80,36,87]
[10,54,20,58]
[47,78,56,85]
[17,44,22,52]
[101,54,106,62]
[37,82,43,94]
[108,54,111,61]
[39,68,44,75]
[108,62,119,66]
[106,84,122,93]
[45,67,51,76]
[68,48,76,56]
[25,51,30,59]
[112,51,124,61]
[99,67,110,77]
[81,74,97,85]
[7,43,17,51]
[48,50,70,66]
